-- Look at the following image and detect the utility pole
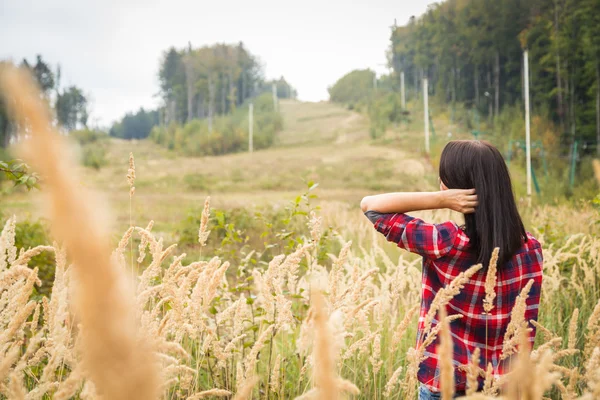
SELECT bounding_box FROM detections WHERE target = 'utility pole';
[249,102,254,153]
[524,50,532,201]
[272,83,278,112]
[400,71,406,109]
[373,73,378,90]
[424,77,430,154]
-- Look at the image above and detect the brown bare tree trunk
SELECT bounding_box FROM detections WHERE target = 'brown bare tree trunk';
[487,67,493,120]
[474,64,479,107]
[554,1,565,130]
[197,95,204,119]
[220,74,226,115]
[494,51,500,117]
[184,55,195,122]
[208,75,215,133]
[228,71,235,112]
[596,62,600,156]
[451,67,457,106]
[569,70,576,137]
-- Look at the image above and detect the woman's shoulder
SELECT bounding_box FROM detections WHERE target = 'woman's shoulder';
[524,232,542,251]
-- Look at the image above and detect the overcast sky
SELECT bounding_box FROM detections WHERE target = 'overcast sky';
[1,0,437,127]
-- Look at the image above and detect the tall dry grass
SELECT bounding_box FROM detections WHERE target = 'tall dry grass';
[0,65,600,400]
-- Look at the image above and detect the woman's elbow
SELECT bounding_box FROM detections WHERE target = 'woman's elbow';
[360,196,370,212]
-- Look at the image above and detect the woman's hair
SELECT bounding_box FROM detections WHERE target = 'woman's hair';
[439,140,527,268]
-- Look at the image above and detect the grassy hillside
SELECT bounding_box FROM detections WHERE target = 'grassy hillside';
[2,100,438,234]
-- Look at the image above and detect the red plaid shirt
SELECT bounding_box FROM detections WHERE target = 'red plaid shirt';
[366,212,543,392]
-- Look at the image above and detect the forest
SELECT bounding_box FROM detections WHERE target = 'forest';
[157,42,295,126]
[387,0,600,153]
[108,43,294,149]
[0,55,89,147]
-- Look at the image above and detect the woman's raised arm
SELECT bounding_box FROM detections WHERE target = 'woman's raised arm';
[360,189,477,215]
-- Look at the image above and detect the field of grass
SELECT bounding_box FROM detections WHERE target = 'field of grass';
[2,99,437,243]
[1,73,600,400]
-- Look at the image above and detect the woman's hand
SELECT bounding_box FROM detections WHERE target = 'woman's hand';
[441,188,478,214]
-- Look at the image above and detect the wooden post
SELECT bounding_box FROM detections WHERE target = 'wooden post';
[401,71,406,109]
[249,103,254,153]
[424,77,430,154]
[272,83,278,112]
[524,50,532,200]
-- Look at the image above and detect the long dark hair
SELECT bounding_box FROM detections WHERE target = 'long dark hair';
[439,140,527,268]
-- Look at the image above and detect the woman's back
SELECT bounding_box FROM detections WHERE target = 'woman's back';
[365,210,543,392]
[361,140,544,397]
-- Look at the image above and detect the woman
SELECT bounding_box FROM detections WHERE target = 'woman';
[360,140,543,399]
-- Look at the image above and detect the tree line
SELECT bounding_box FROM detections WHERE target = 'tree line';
[1,55,89,148]
[109,42,295,140]
[157,42,295,126]
[388,0,600,153]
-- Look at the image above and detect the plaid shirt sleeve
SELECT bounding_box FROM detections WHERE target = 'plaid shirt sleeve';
[524,243,544,343]
[365,211,459,260]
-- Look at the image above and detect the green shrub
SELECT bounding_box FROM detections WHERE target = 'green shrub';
[70,129,109,169]
[150,93,282,157]
[183,173,211,191]
[70,129,107,145]
[176,184,337,267]
[0,216,56,297]
[82,146,107,170]
[328,69,375,104]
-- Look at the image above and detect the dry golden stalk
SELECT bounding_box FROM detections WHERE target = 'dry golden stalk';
[270,354,282,393]
[568,308,579,350]
[0,300,36,349]
[585,299,600,356]
[328,241,351,304]
[0,64,160,400]
[593,159,600,186]
[115,226,135,257]
[137,220,154,263]
[584,347,600,397]
[482,362,495,396]
[7,372,26,400]
[341,331,378,360]
[501,279,535,360]
[423,264,483,338]
[187,389,232,399]
[391,304,419,350]
[127,152,136,198]
[483,247,499,313]
[312,291,338,400]
[369,333,383,375]
[0,216,17,271]
[420,314,463,356]
[198,196,211,247]
[13,245,55,267]
[309,211,322,243]
[532,337,563,359]
[54,368,84,400]
[383,365,403,397]
[438,305,454,400]
[466,347,481,396]
[244,325,274,378]
[232,376,258,400]
[506,330,560,400]
[335,378,360,395]
[30,302,41,333]
[0,345,20,383]
[531,320,557,342]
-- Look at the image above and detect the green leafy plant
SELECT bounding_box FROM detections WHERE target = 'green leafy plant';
[0,159,39,190]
